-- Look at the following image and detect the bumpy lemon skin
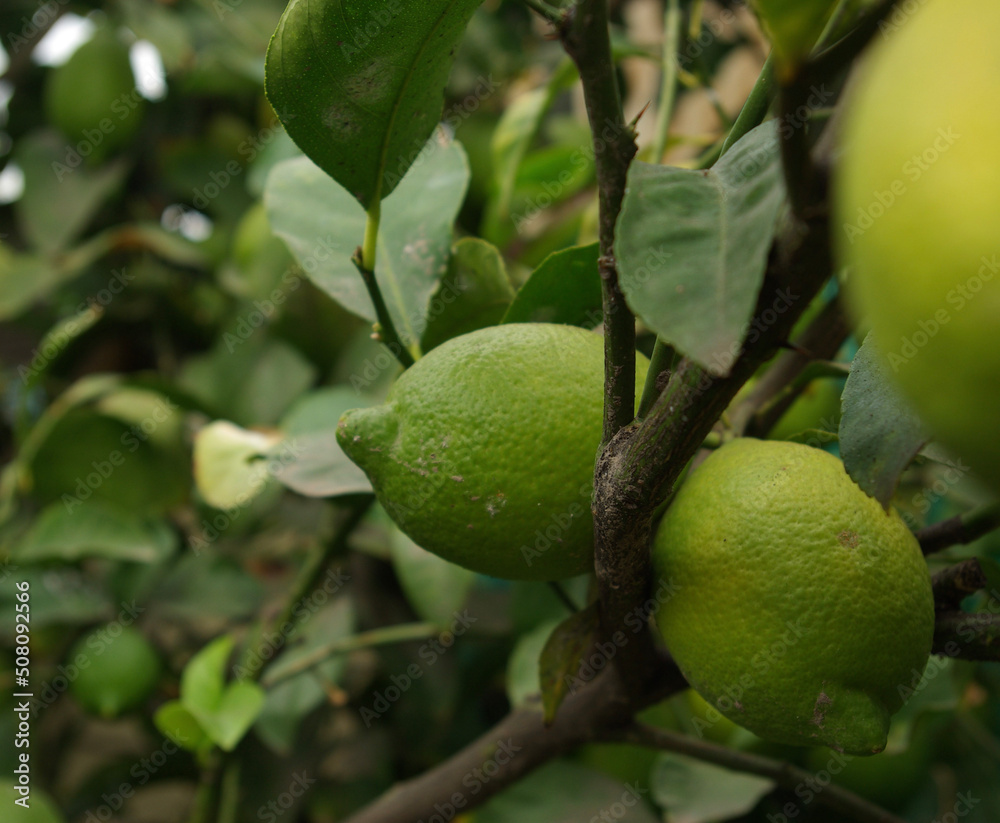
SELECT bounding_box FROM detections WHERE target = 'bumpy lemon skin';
[337,323,648,581]
[652,439,934,755]
[834,0,1000,489]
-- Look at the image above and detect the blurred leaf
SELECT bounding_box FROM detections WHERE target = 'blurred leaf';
[154,700,211,754]
[503,243,602,327]
[488,60,577,226]
[14,501,177,564]
[181,635,266,751]
[0,566,108,632]
[0,782,65,823]
[272,388,373,498]
[474,760,659,823]
[150,556,264,621]
[750,0,839,75]
[265,0,481,207]
[18,305,103,391]
[265,132,469,348]
[255,598,355,754]
[26,407,189,516]
[112,223,209,269]
[539,602,600,725]
[506,619,560,708]
[0,246,72,320]
[179,336,317,427]
[616,122,786,376]
[389,529,475,627]
[14,130,129,254]
[650,753,774,823]
[839,334,928,508]
[421,238,514,351]
[193,420,283,510]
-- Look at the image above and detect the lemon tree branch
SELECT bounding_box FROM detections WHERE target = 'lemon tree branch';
[917,503,1000,556]
[934,613,1000,661]
[559,0,638,444]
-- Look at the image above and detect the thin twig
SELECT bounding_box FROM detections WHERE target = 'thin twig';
[261,621,439,688]
[719,52,776,158]
[608,723,908,823]
[637,338,675,419]
[352,254,416,369]
[559,0,638,445]
[651,0,682,164]
[244,497,373,683]
[517,0,565,24]
[934,613,1000,661]
[917,502,1000,556]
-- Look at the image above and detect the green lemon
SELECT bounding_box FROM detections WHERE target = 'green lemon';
[652,438,934,755]
[69,625,161,718]
[337,323,648,581]
[44,27,144,160]
[835,0,1000,490]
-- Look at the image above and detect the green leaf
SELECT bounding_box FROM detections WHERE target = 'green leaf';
[475,761,659,823]
[208,680,267,751]
[265,133,469,347]
[264,0,482,207]
[180,636,266,751]
[839,334,928,509]
[750,0,839,75]
[149,556,263,622]
[154,700,211,753]
[255,598,355,754]
[615,122,786,376]
[539,602,600,726]
[0,245,73,320]
[14,130,129,254]
[389,529,475,627]
[505,619,561,708]
[421,238,514,351]
[14,501,177,564]
[272,388,374,498]
[193,420,283,510]
[650,752,774,823]
[503,243,602,327]
[0,783,65,823]
[181,636,232,720]
[487,60,577,228]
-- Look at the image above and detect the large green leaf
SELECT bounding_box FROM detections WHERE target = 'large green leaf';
[14,501,177,564]
[389,529,475,627]
[615,122,786,376]
[265,133,469,347]
[14,130,129,254]
[475,761,659,823]
[421,238,513,351]
[839,334,928,509]
[265,0,482,207]
[503,243,602,327]
[651,753,774,823]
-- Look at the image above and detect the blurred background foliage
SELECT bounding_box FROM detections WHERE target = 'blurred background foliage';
[0,1,997,822]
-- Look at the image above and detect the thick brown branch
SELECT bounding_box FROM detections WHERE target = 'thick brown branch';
[934,612,1000,661]
[342,663,686,823]
[932,558,987,613]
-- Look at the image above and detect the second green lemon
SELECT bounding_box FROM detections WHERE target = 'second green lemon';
[652,439,934,755]
[337,323,648,581]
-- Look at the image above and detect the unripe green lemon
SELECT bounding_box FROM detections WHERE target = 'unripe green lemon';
[69,625,161,718]
[44,27,144,160]
[337,323,648,581]
[835,0,1000,489]
[652,439,934,755]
